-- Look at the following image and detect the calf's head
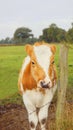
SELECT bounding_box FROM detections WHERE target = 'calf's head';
[26,43,57,89]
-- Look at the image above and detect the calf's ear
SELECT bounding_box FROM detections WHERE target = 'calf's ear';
[50,45,56,54]
[25,44,33,56]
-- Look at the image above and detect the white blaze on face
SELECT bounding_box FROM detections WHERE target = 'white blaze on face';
[34,45,52,85]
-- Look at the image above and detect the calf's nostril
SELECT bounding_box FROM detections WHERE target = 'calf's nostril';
[43,83,49,88]
[40,81,49,88]
[40,81,45,87]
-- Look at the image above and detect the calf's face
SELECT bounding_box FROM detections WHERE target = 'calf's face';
[26,44,57,89]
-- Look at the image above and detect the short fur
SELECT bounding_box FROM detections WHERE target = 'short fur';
[18,42,57,130]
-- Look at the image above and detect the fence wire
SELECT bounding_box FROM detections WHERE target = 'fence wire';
[0,99,73,130]
[0,70,73,130]
[0,101,52,130]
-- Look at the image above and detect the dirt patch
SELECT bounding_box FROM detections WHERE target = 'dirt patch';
[0,104,29,130]
[0,102,72,130]
[0,102,56,130]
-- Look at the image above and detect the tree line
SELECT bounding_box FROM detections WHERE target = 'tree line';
[0,23,73,44]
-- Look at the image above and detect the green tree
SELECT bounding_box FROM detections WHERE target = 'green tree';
[14,27,33,43]
[67,23,73,43]
[4,37,10,43]
[40,23,66,43]
[24,37,39,44]
[57,28,66,42]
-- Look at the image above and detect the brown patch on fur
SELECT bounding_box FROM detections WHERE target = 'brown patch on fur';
[25,44,33,57]
[39,88,45,94]
[30,121,35,128]
[41,118,46,125]
[50,45,56,54]
[31,62,46,83]
[22,62,37,90]
[49,55,57,86]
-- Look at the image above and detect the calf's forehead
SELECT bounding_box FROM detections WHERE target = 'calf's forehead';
[33,45,52,71]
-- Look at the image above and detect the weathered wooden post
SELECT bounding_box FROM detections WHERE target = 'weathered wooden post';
[56,44,69,130]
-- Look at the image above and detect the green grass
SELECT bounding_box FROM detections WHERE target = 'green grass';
[0,46,26,99]
[0,45,73,100]
[55,44,73,88]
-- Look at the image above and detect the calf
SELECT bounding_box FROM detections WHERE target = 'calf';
[18,42,57,130]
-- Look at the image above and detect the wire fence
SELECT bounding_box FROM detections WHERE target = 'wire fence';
[0,98,73,130]
[0,72,73,130]
[0,62,73,130]
[0,101,52,130]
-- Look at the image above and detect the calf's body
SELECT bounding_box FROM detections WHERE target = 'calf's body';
[18,43,57,130]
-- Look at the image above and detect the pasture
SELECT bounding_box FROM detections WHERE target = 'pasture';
[0,44,73,130]
[0,45,73,100]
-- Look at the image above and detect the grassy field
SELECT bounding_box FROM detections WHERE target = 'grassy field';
[0,44,73,130]
[0,44,73,100]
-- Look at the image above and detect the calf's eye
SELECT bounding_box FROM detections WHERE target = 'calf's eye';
[31,61,35,65]
[51,61,55,64]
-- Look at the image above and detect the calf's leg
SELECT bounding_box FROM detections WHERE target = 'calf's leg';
[28,111,38,130]
[22,94,38,130]
[38,105,49,130]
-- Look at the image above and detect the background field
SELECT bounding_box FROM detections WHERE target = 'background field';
[0,45,73,101]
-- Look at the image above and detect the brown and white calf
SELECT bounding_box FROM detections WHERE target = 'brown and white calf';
[18,42,57,130]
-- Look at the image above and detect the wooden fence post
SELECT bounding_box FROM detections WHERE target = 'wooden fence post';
[56,44,69,130]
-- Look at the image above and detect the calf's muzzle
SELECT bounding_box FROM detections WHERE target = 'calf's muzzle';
[40,80,51,88]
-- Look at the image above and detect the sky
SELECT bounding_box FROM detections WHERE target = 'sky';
[0,0,73,39]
